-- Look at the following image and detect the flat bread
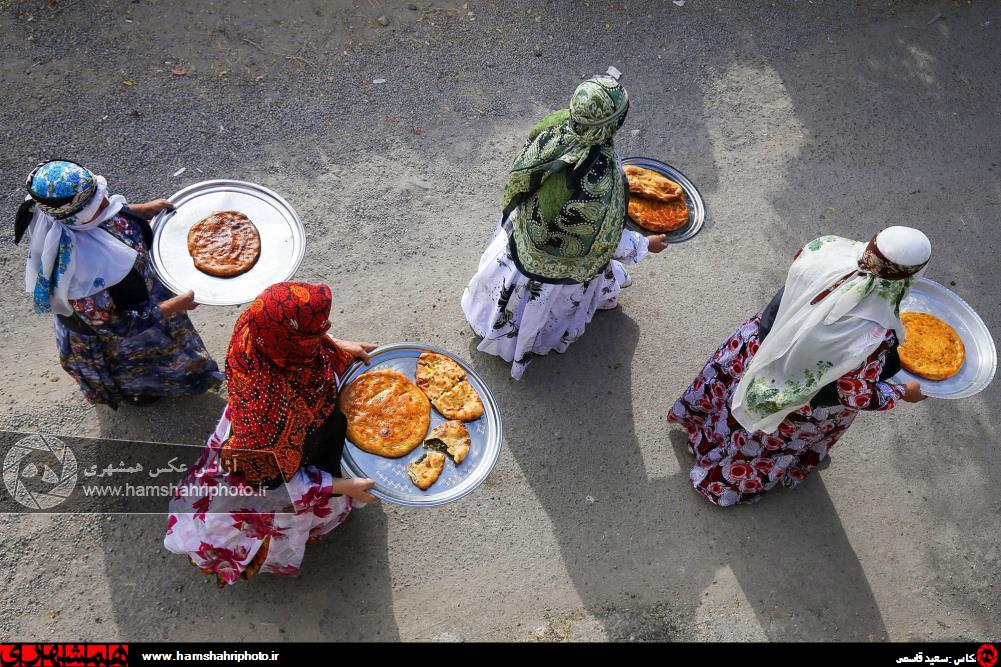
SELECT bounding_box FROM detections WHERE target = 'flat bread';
[339,370,431,458]
[433,380,484,422]
[415,351,466,400]
[425,420,471,464]
[407,451,446,490]
[187,210,261,277]
[898,312,965,381]
[624,165,685,202]
[627,197,689,233]
[415,351,484,421]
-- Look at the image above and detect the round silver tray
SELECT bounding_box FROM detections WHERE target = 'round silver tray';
[337,343,503,507]
[150,180,305,306]
[621,156,705,243]
[892,278,996,399]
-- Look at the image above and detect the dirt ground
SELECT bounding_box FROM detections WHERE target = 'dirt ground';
[0,0,998,643]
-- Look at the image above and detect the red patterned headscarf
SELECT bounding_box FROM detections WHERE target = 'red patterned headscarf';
[221,282,354,483]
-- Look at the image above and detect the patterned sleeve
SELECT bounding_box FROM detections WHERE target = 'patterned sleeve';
[612,229,650,266]
[69,290,161,337]
[834,339,905,411]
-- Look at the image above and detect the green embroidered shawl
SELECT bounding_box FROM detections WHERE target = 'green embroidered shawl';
[503,76,629,282]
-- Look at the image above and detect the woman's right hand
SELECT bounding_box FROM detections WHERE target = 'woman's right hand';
[335,477,377,503]
[646,234,668,254]
[902,380,927,403]
[159,290,198,317]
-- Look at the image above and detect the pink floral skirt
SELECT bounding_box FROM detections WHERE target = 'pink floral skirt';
[164,407,353,585]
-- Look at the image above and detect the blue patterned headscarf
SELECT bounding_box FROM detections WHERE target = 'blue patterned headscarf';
[27,161,100,221]
[17,161,135,315]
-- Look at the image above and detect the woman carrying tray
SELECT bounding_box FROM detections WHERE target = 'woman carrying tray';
[667,227,931,506]
[165,281,378,585]
[462,75,668,379]
[14,159,222,408]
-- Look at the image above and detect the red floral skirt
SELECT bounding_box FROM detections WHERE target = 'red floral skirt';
[667,313,861,506]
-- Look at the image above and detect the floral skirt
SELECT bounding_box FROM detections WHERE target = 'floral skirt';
[164,407,354,585]
[55,312,222,409]
[667,313,861,506]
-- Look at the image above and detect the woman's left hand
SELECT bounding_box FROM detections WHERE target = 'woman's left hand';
[132,198,175,219]
[902,380,927,403]
[334,339,378,364]
[646,234,668,253]
[333,477,377,503]
[160,290,198,317]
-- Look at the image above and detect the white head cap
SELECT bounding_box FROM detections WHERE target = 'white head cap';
[876,226,931,268]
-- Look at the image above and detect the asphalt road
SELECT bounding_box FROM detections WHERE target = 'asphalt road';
[0,0,998,642]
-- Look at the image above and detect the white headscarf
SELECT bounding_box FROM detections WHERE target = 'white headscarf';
[731,227,931,433]
[24,175,136,316]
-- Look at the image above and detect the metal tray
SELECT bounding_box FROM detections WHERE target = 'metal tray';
[621,156,705,243]
[892,278,997,399]
[337,344,503,507]
[150,180,305,306]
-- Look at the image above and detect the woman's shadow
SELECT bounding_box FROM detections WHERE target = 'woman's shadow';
[470,309,711,638]
[472,307,888,640]
[95,392,401,641]
[666,429,888,640]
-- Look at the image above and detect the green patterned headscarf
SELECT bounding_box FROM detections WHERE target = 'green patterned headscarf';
[504,76,629,282]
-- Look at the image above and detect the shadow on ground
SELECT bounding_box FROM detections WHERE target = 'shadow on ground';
[469,308,886,641]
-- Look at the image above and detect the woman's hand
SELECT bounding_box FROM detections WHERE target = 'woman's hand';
[333,477,377,503]
[131,198,175,219]
[646,234,668,254]
[160,290,198,317]
[333,339,378,364]
[901,380,927,403]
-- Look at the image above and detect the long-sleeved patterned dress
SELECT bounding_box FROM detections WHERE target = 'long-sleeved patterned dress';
[53,210,222,408]
[667,311,904,506]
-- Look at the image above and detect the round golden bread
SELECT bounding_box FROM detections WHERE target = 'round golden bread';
[339,369,431,458]
[898,311,965,381]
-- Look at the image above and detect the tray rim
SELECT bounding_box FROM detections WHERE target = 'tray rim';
[621,156,706,243]
[336,342,504,507]
[891,277,997,399]
[149,179,306,306]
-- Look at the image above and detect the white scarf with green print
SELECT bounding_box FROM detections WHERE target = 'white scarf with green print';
[731,235,919,434]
